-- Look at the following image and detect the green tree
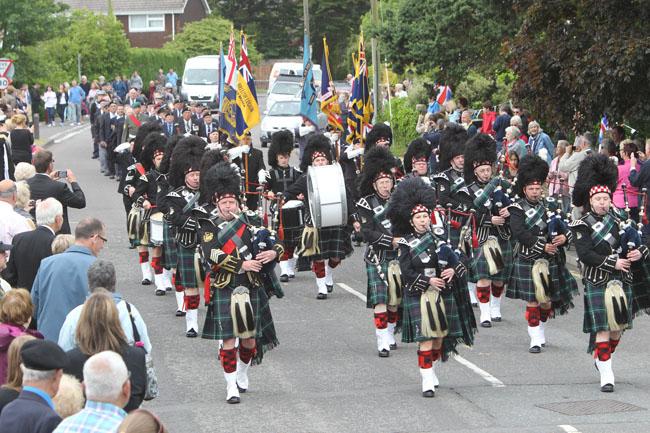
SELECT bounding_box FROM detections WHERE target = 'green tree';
[508,0,650,134]
[164,14,260,63]
[0,0,68,55]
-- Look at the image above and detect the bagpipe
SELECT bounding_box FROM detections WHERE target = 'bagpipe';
[618,184,647,256]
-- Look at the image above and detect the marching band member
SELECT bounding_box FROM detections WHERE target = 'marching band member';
[506,155,578,353]
[387,176,474,398]
[356,146,401,357]
[461,134,513,327]
[200,161,281,404]
[131,132,170,295]
[284,134,354,299]
[403,138,433,184]
[226,131,266,212]
[164,136,206,337]
[570,155,649,392]
[365,122,404,177]
[265,130,302,282]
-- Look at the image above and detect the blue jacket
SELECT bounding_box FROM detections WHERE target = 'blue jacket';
[0,389,61,433]
[529,131,554,164]
[67,86,86,104]
[31,245,96,341]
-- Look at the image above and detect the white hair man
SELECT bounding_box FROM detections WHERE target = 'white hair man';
[0,179,31,246]
[0,339,68,432]
[53,351,130,432]
[4,198,63,292]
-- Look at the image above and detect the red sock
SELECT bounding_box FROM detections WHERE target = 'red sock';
[312,260,325,278]
[327,258,341,269]
[151,256,163,274]
[431,348,441,363]
[491,283,504,298]
[417,350,433,369]
[185,294,200,310]
[220,348,237,373]
[477,285,491,303]
[387,310,398,324]
[239,345,257,364]
[609,338,620,354]
[595,341,611,361]
[374,312,388,329]
[540,306,553,322]
[139,251,149,263]
[526,306,540,327]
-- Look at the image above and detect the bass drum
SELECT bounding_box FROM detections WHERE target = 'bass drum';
[307,163,347,228]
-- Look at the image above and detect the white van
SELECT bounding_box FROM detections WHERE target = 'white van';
[180,55,220,107]
[267,62,322,93]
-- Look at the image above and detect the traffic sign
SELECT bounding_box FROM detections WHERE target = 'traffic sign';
[0,77,9,90]
[0,59,14,78]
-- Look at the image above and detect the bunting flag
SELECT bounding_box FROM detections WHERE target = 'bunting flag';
[320,36,343,131]
[219,28,238,139]
[346,33,373,144]
[599,114,609,144]
[428,84,453,114]
[235,31,261,139]
[299,30,318,127]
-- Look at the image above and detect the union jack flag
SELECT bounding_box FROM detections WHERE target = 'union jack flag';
[598,114,609,144]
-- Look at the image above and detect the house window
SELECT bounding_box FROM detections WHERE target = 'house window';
[129,14,165,32]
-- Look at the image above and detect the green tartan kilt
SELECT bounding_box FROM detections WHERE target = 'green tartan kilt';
[307,225,353,261]
[365,261,389,309]
[161,221,178,269]
[583,275,633,334]
[279,227,302,250]
[175,244,198,288]
[506,256,578,315]
[401,279,474,360]
[202,281,278,365]
[469,236,513,283]
[631,260,650,316]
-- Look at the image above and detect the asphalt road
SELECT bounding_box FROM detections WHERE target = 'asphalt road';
[45,121,650,433]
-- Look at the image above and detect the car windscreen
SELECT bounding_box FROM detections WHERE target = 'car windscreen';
[271,82,301,95]
[184,69,218,85]
[268,101,300,116]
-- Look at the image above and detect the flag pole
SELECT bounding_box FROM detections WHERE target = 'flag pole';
[303,0,310,35]
[370,0,380,123]
[384,62,392,121]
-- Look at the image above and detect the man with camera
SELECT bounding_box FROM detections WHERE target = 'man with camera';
[27,150,86,234]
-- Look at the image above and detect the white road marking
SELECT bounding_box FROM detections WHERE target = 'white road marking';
[338,281,506,387]
[453,354,506,387]
[48,124,88,142]
[558,425,581,433]
[336,283,367,302]
[53,126,89,144]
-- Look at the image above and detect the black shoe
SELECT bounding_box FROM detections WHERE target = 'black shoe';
[141,278,152,285]
[155,289,166,296]
[326,284,334,293]
[316,293,327,300]
[480,320,492,328]
[492,316,502,322]
[104,172,112,176]
[422,390,435,398]
[128,244,136,249]
[176,310,186,317]
[186,328,198,338]
[600,383,614,393]
[541,343,546,348]
[378,349,390,358]
[289,274,295,279]
[280,274,289,282]
[390,343,397,350]
[472,303,478,308]
[91,155,99,159]
[528,345,541,354]
[109,175,115,179]
[227,396,241,404]
[237,384,247,393]
[166,286,173,292]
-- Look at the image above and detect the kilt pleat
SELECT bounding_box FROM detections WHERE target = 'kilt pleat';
[582,274,633,335]
[469,236,513,283]
[202,283,278,365]
[366,261,389,308]
[306,225,353,261]
[162,221,178,269]
[175,245,198,288]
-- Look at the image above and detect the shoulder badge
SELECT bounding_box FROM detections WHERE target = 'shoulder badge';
[203,232,214,243]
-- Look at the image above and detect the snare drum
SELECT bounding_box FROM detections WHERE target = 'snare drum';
[307,163,347,228]
[150,212,164,246]
[280,200,305,230]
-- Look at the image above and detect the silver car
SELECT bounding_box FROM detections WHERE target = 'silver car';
[260,100,327,147]
[265,80,303,113]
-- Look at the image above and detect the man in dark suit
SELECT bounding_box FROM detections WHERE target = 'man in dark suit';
[175,108,199,136]
[3,198,62,291]
[162,111,176,138]
[111,104,126,179]
[27,150,86,235]
[99,101,117,178]
[172,100,184,121]
[0,340,67,433]
[198,112,218,139]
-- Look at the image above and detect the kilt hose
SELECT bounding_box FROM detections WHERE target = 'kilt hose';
[401,278,474,361]
[469,235,513,283]
[175,244,198,288]
[506,255,579,315]
[631,260,650,316]
[202,278,278,365]
[162,221,178,270]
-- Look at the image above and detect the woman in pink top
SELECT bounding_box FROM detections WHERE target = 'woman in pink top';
[614,140,640,221]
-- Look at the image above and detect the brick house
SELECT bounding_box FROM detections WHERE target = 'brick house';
[62,0,211,48]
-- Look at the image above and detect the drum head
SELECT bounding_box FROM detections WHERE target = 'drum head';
[150,212,164,222]
[307,163,347,228]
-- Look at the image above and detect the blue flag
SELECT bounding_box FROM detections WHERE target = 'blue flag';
[299,31,318,127]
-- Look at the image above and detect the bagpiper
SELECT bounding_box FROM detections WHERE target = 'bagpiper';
[461,134,513,327]
[284,134,354,299]
[356,146,401,357]
[265,130,302,282]
[365,122,404,177]
[164,136,206,337]
[403,138,433,184]
[387,176,475,398]
[506,155,578,353]
[570,154,649,393]
[200,161,281,404]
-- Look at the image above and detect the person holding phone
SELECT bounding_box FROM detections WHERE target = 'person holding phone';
[614,140,640,221]
[26,150,86,235]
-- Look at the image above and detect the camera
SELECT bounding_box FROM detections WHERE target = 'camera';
[58,170,68,179]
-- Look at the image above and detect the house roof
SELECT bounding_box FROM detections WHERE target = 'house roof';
[61,0,211,15]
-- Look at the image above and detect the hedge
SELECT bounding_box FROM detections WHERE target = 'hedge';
[126,48,186,83]
[377,97,420,157]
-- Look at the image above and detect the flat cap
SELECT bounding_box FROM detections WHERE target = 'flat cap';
[21,340,68,371]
